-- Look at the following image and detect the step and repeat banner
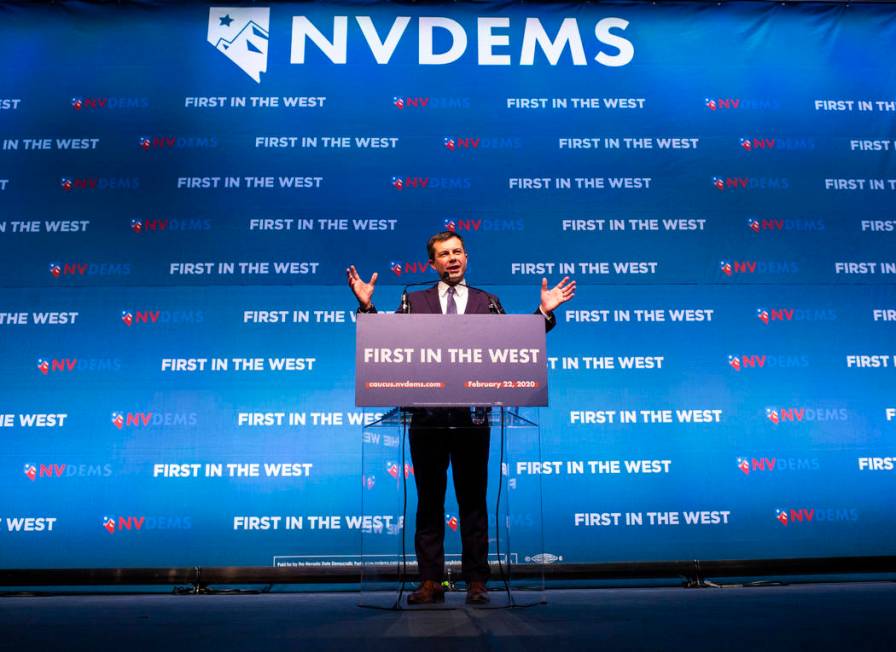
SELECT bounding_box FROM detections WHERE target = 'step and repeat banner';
[1,1,895,569]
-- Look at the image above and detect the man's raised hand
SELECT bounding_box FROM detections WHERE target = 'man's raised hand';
[540,276,576,315]
[347,265,378,310]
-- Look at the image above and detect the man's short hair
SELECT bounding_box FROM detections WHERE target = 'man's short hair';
[426,231,465,260]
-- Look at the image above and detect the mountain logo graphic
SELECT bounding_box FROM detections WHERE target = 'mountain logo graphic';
[208,7,270,83]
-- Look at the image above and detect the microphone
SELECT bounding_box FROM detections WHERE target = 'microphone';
[445,273,505,314]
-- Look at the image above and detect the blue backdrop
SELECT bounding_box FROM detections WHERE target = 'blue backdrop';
[1,0,895,569]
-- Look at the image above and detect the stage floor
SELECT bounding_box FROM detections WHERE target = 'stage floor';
[2,582,894,650]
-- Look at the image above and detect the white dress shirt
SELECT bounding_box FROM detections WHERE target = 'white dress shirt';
[437,280,469,314]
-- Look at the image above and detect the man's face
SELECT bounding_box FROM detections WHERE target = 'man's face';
[429,236,467,283]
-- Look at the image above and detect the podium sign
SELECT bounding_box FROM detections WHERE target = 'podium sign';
[355,314,548,407]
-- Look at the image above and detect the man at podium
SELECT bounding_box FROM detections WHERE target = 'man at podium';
[347,231,575,604]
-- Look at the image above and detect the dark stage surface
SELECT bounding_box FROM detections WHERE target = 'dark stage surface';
[2,582,895,650]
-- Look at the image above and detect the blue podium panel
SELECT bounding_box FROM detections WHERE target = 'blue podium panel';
[0,1,894,570]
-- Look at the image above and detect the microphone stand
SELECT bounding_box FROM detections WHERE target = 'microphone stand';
[397,278,442,314]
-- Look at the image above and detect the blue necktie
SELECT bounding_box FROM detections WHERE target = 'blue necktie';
[446,286,457,314]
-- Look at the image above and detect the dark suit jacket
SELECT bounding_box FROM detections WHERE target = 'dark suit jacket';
[399,285,556,333]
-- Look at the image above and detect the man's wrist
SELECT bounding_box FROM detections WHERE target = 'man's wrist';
[357,302,375,313]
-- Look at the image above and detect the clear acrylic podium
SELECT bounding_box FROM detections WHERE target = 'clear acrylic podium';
[359,407,546,609]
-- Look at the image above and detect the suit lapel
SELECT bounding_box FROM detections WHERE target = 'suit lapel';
[423,286,441,314]
[464,285,485,314]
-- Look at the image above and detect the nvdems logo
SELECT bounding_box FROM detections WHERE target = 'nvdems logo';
[208,7,270,83]
[386,461,413,478]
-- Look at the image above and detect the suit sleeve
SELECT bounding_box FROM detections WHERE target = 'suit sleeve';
[491,293,554,332]
[536,307,556,333]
